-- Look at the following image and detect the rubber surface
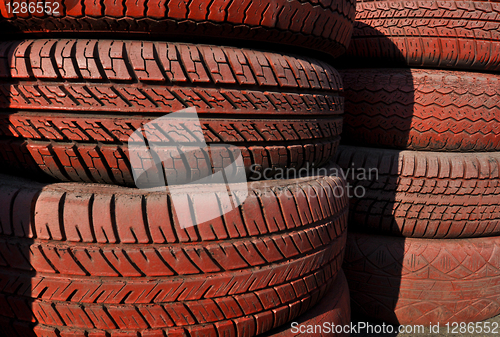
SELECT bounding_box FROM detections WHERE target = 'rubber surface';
[0,39,344,185]
[0,0,356,58]
[0,171,349,336]
[335,146,500,239]
[341,68,500,151]
[0,171,349,243]
[2,217,347,278]
[264,269,350,337]
[0,255,342,336]
[346,0,500,71]
[344,232,500,325]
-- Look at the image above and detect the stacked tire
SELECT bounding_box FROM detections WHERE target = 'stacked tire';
[0,2,355,336]
[336,0,500,326]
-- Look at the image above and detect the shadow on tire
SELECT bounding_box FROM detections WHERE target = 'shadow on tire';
[333,23,416,336]
[0,40,50,337]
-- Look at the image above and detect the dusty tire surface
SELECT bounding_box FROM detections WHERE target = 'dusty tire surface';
[335,146,500,239]
[0,171,349,243]
[340,68,500,151]
[346,0,500,71]
[1,254,343,337]
[0,171,349,336]
[0,0,355,58]
[0,39,344,186]
[263,269,350,337]
[344,232,500,325]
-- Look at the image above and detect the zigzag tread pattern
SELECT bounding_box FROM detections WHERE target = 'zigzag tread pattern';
[0,256,338,333]
[345,232,500,324]
[0,242,344,304]
[0,276,333,337]
[0,83,344,114]
[0,172,349,243]
[262,269,350,337]
[0,39,344,113]
[0,39,345,185]
[340,68,500,151]
[346,1,500,70]
[0,215,347,277]
[0,113,343,186]
[0,0,356,58]
[1,114,344,144]
[0,136,341,186]
[335,146,500,238]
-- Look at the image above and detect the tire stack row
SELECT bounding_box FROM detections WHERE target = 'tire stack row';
[0,1,355,336]
[336,0,500,325]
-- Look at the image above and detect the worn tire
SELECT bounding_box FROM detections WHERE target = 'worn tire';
[263,269,350,337]
[346,0,500,71]
[335,146,500,239]
[0,171,349,336]
[0,0,355,58]
[0,39,344,186]
[0,257,342,337]
[340,68,500,152]
[344,232,500,325]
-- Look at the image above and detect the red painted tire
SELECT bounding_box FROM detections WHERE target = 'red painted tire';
[264,269,350,337]
[344,232,500,325]
[346,0,500,71]
[0,0,355,58]
[0,171,349,336]
[335,146,500,239]
[340,68,500,151]
[0,39,343,186]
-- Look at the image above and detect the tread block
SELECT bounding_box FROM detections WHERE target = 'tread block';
[335,146,500,239]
